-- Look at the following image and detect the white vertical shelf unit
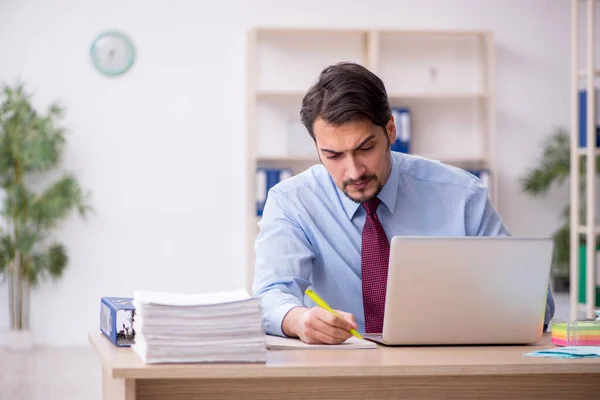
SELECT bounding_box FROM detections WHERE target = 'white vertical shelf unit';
[245,28,497,293]
[570,0,600,320]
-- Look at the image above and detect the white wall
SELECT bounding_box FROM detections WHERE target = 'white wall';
[0,0,579,346]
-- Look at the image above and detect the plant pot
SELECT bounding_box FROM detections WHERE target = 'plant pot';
[4,329,34,350]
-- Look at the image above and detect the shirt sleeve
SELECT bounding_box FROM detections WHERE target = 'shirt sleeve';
[465,178,510,237]
[465,177,555,331]
[252,188,315,337]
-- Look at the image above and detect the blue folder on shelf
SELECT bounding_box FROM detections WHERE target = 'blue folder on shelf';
[256,167,292,216]
[391,107,411,154]
[578,89,600,148]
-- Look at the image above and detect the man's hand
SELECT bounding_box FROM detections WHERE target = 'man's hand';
[282,306,357,344]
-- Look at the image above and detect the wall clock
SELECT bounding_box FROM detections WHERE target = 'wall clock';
[90,30,136,77]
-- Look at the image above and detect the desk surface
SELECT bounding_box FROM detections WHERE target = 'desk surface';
[89,332,600,380]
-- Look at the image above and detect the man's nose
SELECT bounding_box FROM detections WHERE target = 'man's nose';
[345,157,366,180]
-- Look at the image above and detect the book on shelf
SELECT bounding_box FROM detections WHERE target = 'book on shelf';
[391,107,411,154]
[578,89,600,148]
[256,167,292,216]
[131,289,267,364]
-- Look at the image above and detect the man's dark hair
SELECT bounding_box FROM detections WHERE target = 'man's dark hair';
[300,62,391,140]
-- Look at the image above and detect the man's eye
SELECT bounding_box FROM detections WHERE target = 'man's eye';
[327,154,341,160]
[361,146,374,152]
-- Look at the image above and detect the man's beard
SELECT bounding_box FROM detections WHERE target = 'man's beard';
[342,174,383,203]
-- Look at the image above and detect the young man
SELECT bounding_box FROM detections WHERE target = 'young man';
[252,62,555,345]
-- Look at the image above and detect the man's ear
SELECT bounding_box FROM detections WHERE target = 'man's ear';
[386,117,397,145]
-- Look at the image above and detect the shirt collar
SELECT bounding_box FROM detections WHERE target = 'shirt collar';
[376,155,399,215]
[335,153,399,220]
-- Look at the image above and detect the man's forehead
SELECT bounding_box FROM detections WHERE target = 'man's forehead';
[314,119,377,150]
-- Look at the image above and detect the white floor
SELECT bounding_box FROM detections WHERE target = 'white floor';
[0,293,572,400]
[0,345,102,400]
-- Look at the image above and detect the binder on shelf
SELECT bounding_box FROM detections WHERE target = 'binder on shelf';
[100,297,136,347]
[391,107,411,154]
[256,167,292,216]
[578,89,600,148]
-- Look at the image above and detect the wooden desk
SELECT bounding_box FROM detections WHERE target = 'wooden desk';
[89,332,600,399]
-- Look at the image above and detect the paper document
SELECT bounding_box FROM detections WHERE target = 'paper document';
[266,335,377,350]
[524,346,600,359]
[131,288,266,364]
[133,289,250,307]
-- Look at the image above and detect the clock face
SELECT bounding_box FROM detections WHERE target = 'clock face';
[90,31,135,76]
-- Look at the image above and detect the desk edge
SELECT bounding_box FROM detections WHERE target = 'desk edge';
[87,333,600,380]
[109,362,600,380]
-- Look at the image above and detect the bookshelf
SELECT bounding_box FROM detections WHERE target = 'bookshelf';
[570,0,599,320]
[245,28,496,293]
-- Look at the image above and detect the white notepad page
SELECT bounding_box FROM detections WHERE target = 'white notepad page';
[265,335,377,350]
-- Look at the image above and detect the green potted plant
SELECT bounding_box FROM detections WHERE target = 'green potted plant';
[0,82,91,349]
[520,126,600,296]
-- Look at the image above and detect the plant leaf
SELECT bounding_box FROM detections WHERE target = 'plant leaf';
[28,173,90,232]
[0,81,89,288]
[16,228,37,256]
[0,234,12,277]
[29,243,68,287]
[0,82,67,175]
[520,128,571,196]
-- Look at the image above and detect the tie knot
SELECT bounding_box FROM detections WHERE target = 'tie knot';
[362,197,381,216]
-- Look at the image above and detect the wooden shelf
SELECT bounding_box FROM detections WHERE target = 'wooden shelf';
[378,29,491,37]
[576,225,600,235]
[256,153,487,167]
[389,92,486,100]
[570,0,600,321]
[577,69,600,78]
[257,155,319,163]
[252,27,491,35]
[257,90,487,101]
[577,148,600,156]
[256,90,305,99]
[246,27,497,293]
[416,155,489,169]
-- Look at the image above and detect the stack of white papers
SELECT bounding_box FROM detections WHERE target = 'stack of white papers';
[131,289,266,364]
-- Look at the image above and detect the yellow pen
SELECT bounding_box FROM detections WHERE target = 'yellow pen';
[305,288,363,340]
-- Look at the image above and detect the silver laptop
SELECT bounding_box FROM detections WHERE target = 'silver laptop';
[363,236,553,346]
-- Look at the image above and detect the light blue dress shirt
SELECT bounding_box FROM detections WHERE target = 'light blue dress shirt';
[252,151,555,337]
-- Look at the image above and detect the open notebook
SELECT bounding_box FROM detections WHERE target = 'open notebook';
[266,334,377,350]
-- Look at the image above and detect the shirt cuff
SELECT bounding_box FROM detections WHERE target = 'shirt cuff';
[267,302,303,337]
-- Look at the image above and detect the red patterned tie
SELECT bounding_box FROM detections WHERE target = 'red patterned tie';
[361,197,390,334]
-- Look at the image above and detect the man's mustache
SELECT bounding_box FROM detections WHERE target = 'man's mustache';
[343,175,375,188]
